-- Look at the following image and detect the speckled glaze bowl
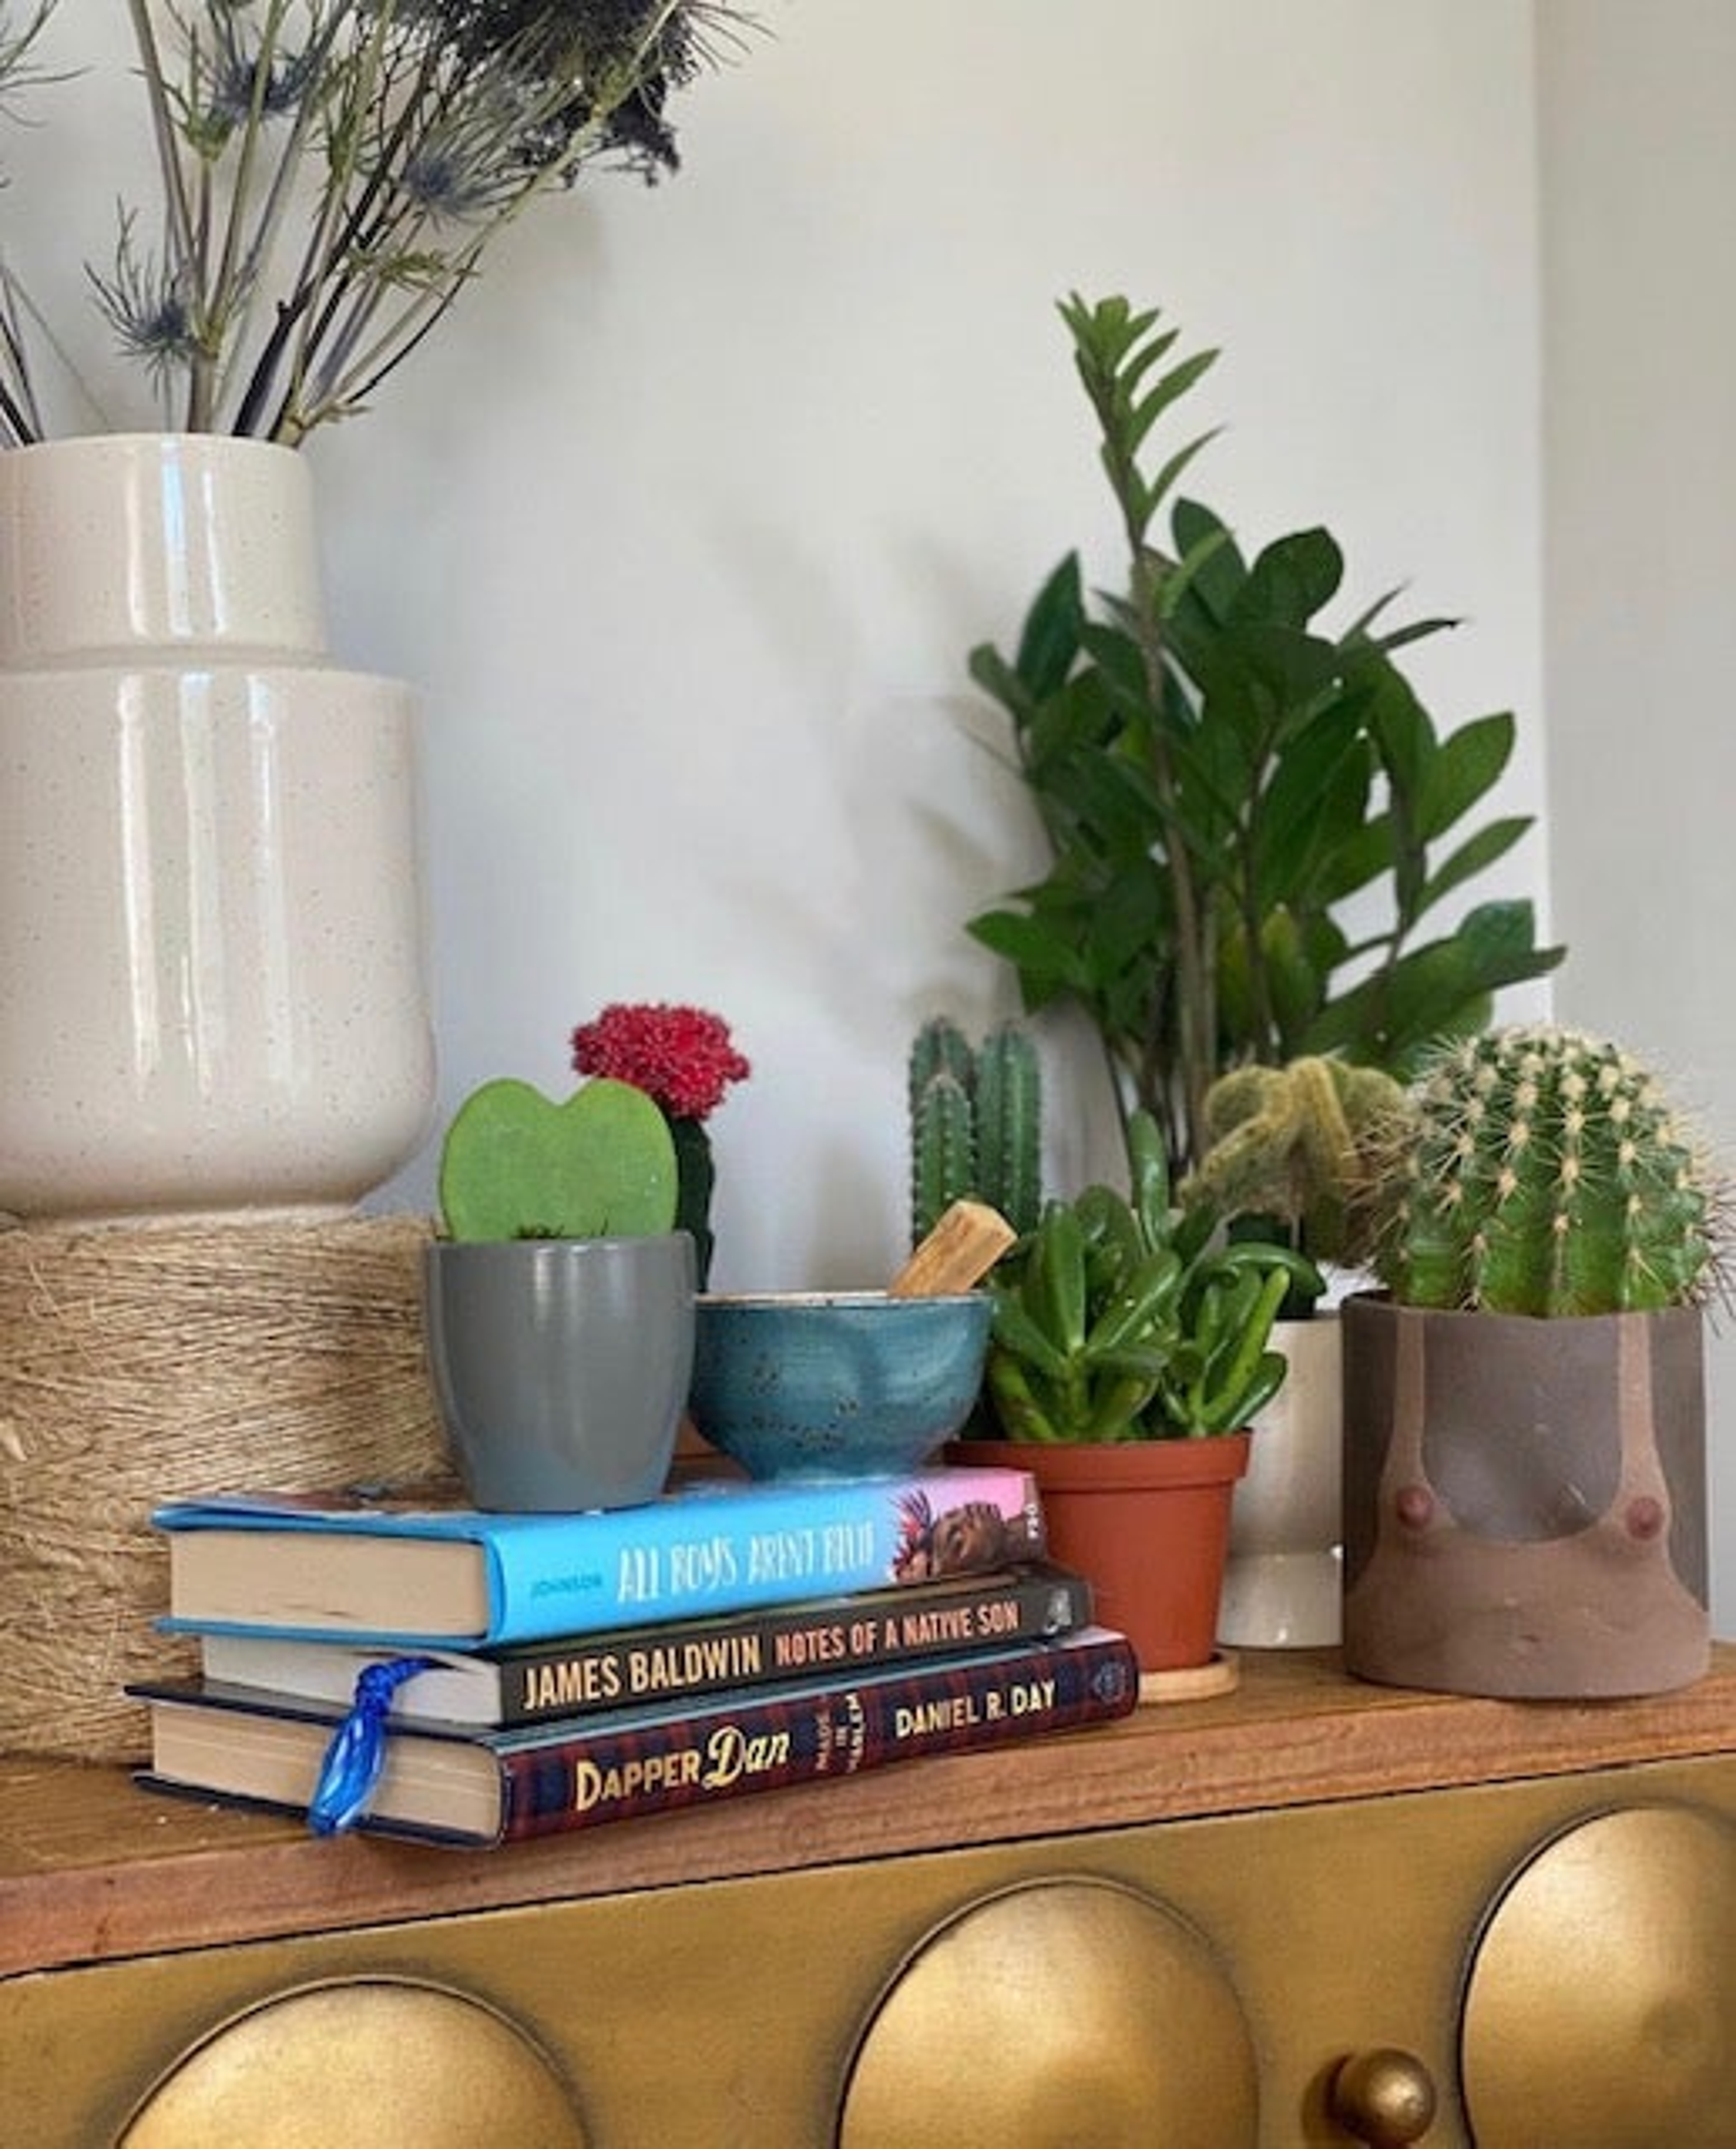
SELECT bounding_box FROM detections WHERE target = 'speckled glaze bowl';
[688,1290,995,1480]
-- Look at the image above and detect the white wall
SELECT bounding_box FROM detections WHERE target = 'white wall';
[350,0,1550,1292]
[3,3,1549,1291]
[1537,0,1736,1627]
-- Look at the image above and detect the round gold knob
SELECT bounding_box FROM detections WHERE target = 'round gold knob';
[1329,2048,1438,2145]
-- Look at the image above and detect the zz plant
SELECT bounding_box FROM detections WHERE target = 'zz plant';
[967,293,1563,1173]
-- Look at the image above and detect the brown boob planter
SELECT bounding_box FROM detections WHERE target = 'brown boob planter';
[1341,1295,1708,1699]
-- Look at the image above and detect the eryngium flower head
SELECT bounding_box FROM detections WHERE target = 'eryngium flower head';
[86,219,201,379]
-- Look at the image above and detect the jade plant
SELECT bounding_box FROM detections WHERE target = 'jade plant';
[1368,1024,1726,1316]
[966,293,1564,1175]
[982,1110,1321,1442]
[908,1017,1043,1245]
[438,1074,678,1243]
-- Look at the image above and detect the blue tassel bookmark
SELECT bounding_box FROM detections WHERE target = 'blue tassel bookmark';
[307,1657,436,1837]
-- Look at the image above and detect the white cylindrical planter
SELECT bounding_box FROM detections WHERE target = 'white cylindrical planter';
[0,434,434,1222]
[1217,1314,1344,1648]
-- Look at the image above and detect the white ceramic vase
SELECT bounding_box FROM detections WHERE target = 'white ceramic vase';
[1216,1314,1344,1649]
[0,434,434,1223]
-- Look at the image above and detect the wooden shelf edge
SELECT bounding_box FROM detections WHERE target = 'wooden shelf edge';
[6,1645,1736,1979]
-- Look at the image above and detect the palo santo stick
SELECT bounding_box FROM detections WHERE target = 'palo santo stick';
[887,1199,1017,1298]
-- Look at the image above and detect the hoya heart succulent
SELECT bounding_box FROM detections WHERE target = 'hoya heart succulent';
[437,1075,678,1244]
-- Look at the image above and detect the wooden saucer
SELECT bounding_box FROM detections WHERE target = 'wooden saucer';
[1137,1649,1241,1706]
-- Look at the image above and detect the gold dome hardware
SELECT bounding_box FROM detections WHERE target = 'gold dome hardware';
[1327,2047,1438,2144]
[118,1978,588,2147]
[838,1876,1257,2147]
[1460,1802,1736,2145]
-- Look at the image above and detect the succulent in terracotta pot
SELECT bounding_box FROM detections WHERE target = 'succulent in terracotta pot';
[955,1109,1318,1675]
[979,1111,1320,1446]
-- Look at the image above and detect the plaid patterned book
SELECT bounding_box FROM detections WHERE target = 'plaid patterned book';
[130,1625,1140,1848]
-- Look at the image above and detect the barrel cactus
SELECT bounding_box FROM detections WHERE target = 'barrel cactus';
[1372,1024,1723,1315]
[908,1018,1042,1244]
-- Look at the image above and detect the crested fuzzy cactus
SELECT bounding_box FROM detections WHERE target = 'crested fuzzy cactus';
[908,1018,1042,1244]
[1184,1055,1405,1269]
[1372,1024,1725,1315]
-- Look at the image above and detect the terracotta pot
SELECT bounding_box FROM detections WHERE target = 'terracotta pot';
[953,1433,1250,1673]
[1342,1293,1709,1698]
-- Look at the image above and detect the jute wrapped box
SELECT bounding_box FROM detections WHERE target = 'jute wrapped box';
[0,1215,452,1762]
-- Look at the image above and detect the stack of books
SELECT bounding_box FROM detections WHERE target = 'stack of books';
[130,1463,1141,1848]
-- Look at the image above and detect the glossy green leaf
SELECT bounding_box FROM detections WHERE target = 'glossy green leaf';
[1412,709,1514,839]
[1012,553,1088,699]
[1413,814,1532,916]
[1233,526,1343,631]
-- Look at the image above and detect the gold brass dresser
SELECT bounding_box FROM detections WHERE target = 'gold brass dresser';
[4,1646,1734,2146]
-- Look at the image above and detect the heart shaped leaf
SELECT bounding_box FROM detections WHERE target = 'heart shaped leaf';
[438,1076,678,1242]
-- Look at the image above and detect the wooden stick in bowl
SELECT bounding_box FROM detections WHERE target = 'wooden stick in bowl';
[887,1199,1016,1298]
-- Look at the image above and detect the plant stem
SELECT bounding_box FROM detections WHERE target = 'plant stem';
[1065,299,1219,1169]
[123,0,202,412]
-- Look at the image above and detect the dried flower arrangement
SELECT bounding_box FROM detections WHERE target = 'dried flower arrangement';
[0,0,755,446]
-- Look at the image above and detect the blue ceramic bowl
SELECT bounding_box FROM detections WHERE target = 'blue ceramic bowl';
[688,1290,995,1480]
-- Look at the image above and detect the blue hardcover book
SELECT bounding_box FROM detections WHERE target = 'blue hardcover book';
[153,1468,1046,1649]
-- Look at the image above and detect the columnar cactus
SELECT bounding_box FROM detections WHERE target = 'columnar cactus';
[908,1014,975,1102]
[910,1063,975,1242]
[1373,1024,1722,1315]
[908,1018,1042,1244]
[973,1024,1043,1238]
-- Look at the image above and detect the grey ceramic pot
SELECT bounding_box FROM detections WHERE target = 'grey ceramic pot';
[425,1233,696,1512]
